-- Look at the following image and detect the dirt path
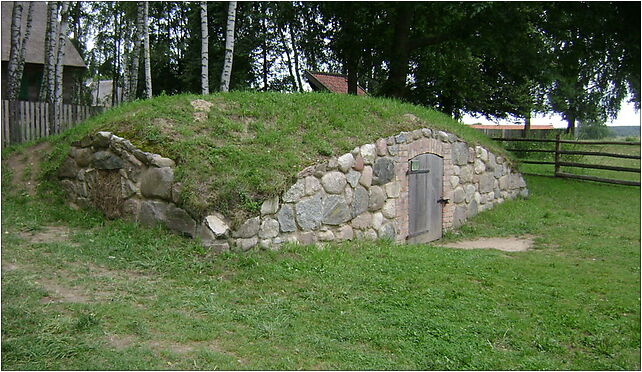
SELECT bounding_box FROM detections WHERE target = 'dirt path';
[2,141,52,196]
[443,236,534,252]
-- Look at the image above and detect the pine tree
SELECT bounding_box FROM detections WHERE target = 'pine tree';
[220,1,237,92]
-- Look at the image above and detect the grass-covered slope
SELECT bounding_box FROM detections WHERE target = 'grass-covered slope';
[43,92,509,221]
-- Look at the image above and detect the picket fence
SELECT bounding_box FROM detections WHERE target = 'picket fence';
[2,100,104,148]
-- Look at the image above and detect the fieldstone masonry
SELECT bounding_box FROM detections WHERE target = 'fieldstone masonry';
[59,126,528,253]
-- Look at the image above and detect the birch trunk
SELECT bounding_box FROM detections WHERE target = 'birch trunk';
[129,2,144,101]
[143,1,152,98]
[200,2,209,95]
[40,2,59,102]
[111,11,119,107]
[7,2,24,101]
[14,2,34,99]
[54,1,69,105]
[261,16,268,91]
[53,1,69,132]
[219,1,237,92]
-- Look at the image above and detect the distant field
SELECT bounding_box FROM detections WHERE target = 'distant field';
[608,126,641,138]
[507,139,640,184]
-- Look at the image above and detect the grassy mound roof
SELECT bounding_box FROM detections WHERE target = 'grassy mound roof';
[44,92,510,222]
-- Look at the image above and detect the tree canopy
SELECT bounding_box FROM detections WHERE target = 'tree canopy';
[66,1,641,130]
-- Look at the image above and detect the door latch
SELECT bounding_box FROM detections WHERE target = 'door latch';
[437,198,449,205]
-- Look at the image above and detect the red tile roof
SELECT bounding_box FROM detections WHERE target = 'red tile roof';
[470,124,555,130]
[305,71,367,95]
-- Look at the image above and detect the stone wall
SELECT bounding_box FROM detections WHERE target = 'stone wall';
[58,127,528,252]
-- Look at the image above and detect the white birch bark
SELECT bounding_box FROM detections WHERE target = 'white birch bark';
[7,2,24,101]
[40,2,59,102]
[219,1,237,92]
[143,1,152,99]
[129,2,144,101]
[53,1,70,132]
[54,1,70,104]
[200,2,209,95]
[15,1,35,96]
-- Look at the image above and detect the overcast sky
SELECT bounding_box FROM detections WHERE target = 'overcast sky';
[461,97,641,128]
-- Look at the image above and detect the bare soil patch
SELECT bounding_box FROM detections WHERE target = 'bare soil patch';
[18,225,77,245]
[2,262,19,272]
[443,236,534,252]
[3,141,52,196]
[36,277,97,304]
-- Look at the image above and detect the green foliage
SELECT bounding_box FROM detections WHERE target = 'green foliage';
[577,119,610,140]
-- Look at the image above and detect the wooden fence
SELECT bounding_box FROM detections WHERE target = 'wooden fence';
[494,134,641,186]
[475,128,564,139]
[2,100,104,148]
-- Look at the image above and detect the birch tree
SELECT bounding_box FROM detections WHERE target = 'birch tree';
[15,2,34,98]
[7,2,25,143]
[54,1,70,106]
[220,1,237,92]
[143,1,152,98]
[200,2,209,95]
[128,2,144,101]
[7,2,24,101]
[40,2,59,102]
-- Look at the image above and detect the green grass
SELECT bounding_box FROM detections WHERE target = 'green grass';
[35,92,511,222]
[2,151,639,369]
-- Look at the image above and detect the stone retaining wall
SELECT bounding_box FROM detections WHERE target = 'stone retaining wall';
[58,126,528,252]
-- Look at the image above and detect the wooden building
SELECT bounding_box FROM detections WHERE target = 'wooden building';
[1,1,86,103]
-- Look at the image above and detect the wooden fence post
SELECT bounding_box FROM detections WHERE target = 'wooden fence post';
[554,133,561,177]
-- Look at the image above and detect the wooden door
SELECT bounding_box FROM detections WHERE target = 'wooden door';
[407,153,443,243]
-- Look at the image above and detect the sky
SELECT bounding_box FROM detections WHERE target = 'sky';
[461,98,641,128]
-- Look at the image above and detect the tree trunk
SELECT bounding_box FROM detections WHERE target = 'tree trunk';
[384,3,412,99]
[112,11,119,107]
[15,1,34,97]
[565,113,576,137]
[40,2,59,102]
[220,1,237,92]
[522,111,531,138]
[53,1,70,133]
[143,1,152,98]
[200,2,209,95]
[290,26,303,92]
[129,2,144,101]
[261,13,268,91]
[7,2,24,101]
[279,28,297,91]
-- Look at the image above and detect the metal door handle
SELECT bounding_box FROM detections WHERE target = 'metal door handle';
[437,198,449,205]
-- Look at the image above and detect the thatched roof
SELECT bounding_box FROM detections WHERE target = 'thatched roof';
[1,1,86,68]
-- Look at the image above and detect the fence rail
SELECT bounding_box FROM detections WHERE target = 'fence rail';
[494,135,641,186]
[2,100,104,148]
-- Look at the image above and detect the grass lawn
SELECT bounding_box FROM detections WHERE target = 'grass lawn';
[2,152,640,369]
